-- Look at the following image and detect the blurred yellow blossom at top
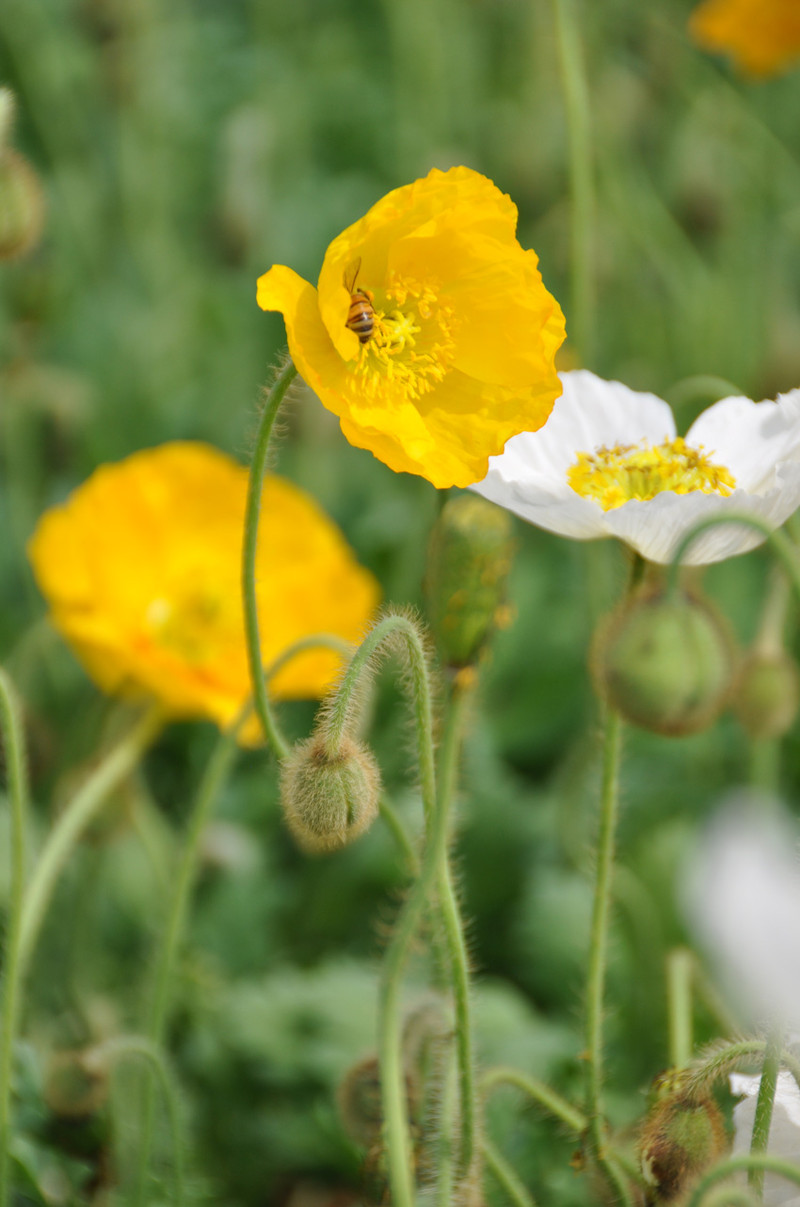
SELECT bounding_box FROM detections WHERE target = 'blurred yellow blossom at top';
[27,442,380,743]
[690,0,800,76]
[257,166,566,489]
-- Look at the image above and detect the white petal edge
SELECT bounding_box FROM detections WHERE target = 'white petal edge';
[686,390,800,492]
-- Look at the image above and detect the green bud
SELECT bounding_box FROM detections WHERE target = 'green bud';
[44,1049,107,1119]
[733,650,800,739]
[280,734,380,853]
[593,586,734,735]
[0,146,45,261]
[639,1081,727,1202]
[425,494,514,668]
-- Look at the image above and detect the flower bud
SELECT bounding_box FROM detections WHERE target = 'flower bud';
[280,734,381,853]
[733,650,800,739]
[44,1049,107,1119]
[0,143,45,261]
[425,494,514,668]
[593,587,734,735]
[639,1079,727,1202]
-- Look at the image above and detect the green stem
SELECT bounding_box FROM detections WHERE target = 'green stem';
[686,1155,800,1207]
[97,1036,184,1207]
[667,375,743,409]
[482,1137,537,1207]
[241,356,299,761]
[435,683,476,1181]
[17,705,163,978]
[133,714,242,1207]
[666,948,694,1068]
[749,1030,782,1196]
[481,1067,587,1134]
[668,516,800,603]
[550,0,594,361]
[372,631,439,1207]
[378,795,420,877]
[584,708,632,1207]
[696,1189,757,1207]
[0,670,29,1207]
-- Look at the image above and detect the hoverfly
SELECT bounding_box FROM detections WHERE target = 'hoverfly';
[344,257,375,344]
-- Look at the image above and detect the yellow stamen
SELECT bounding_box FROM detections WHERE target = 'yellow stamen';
[353,273,457,404]
[568,437,736,511]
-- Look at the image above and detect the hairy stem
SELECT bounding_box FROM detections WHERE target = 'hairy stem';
[749,1030,782,1196]
[482,1137,538,1207]
[584,708,632,1206]
[241,356,299,760]
[0,670,29,1207]
[686,1155,800,1207]
[666,947,694,1068]
[481,1067,587,1133]
[668,515,800,603]
[18,705,164,977]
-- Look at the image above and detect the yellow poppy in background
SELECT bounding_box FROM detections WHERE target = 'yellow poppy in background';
[257,166,566,489]
[28,442,380,742]
[690,0,800,77]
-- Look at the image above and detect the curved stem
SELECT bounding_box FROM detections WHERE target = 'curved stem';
[686,1155,800,1207]
[668,515,800,603]
[0,669,29,1207]
[482,1137,537,1207]
[481,1067,587,1134]
[241,356,298,760]
[667,375,743,409]
[97,1036,184,1207]
[584,708,631,1207]
[17,705,164,978]
[323,613,436,828]
[435,682,476,1181]
[749,1030,782,1195]
[550,0,594,361]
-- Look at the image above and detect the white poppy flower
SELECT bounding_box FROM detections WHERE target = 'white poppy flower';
[471,370,800,565]
[730,1071,800,1207]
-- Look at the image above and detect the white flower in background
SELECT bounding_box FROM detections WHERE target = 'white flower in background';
[683,799,800,1028]
[730,1071,800,1207]
[471,370,800,565]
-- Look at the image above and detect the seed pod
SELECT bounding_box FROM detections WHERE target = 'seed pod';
[639,1079,727,1202]
[425,494,514,668]
[280,734,381,853]
[0,147,45,260]
[593,586,734,735]
[733,650,800,739]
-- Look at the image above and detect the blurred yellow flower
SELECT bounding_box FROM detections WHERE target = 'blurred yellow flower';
[28,442,380,742]
[257,166,566,489]
[689,0,800,76]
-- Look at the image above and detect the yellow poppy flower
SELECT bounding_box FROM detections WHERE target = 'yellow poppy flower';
[27,442,380,743]
[689,0,800,76]
[257,166,566,489]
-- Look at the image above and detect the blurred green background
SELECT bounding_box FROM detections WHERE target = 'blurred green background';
[2,0,800,1203]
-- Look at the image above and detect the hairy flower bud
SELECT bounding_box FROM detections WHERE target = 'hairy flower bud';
[733,650,800,739]
[425,494,514,668]
[639,1078,727,1202]
[280,734,381,853]
[0,91,45,261]
[593,586,734,735]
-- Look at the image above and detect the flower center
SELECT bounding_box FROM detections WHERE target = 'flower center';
[351,273,457,404]
[567,437,736,511]
[145,589,226,663]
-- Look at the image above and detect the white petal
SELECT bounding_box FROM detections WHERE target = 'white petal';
[602,466,800,565]
[684,800,800,1030]
[687,390,800,492]
[471,471,607,540]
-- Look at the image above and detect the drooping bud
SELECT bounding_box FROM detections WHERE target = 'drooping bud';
[732,650,800,739]
[0,91,45,261]
[425,494,514,668]
[593,586,734,735]
[280,734,381,853]
[639,1075,727,1202]
[44,1049,107,1119]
